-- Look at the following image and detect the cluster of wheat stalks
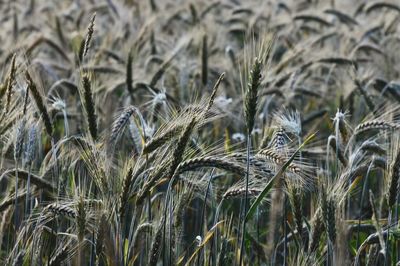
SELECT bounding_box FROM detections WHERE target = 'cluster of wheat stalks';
[2,0,400,265]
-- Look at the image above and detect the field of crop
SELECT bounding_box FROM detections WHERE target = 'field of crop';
[2,0,400,265]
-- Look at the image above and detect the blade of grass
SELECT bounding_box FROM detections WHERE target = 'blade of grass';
[245,133,316,222]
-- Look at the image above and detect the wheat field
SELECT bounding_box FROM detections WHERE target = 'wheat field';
[1,0,400,265]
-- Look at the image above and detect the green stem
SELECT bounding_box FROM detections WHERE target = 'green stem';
[239,134,251,265]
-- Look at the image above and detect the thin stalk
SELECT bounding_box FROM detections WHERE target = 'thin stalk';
[385,211,390,266]
[239,134,251,265]
[169,196,173,266]
[90,231,95,266]
[48,140,58,197]
[397,192,400,261]
[356,160,374,248]
[25,164,32,218]
[145,154,152,262]
[283,196,287,266]
[257,206,260,265]
[236,193,244,257]
[197,169,215,266]
[147,192,152,261]
[127,208,138,264]
[213,200,224,266]
[14,162,19,231]
[147,191,152,222]
[162,176,175,266]
[335,119,340,172]
[62,109,69,137]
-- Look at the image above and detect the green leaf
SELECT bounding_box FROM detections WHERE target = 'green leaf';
[245,133,316,222]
